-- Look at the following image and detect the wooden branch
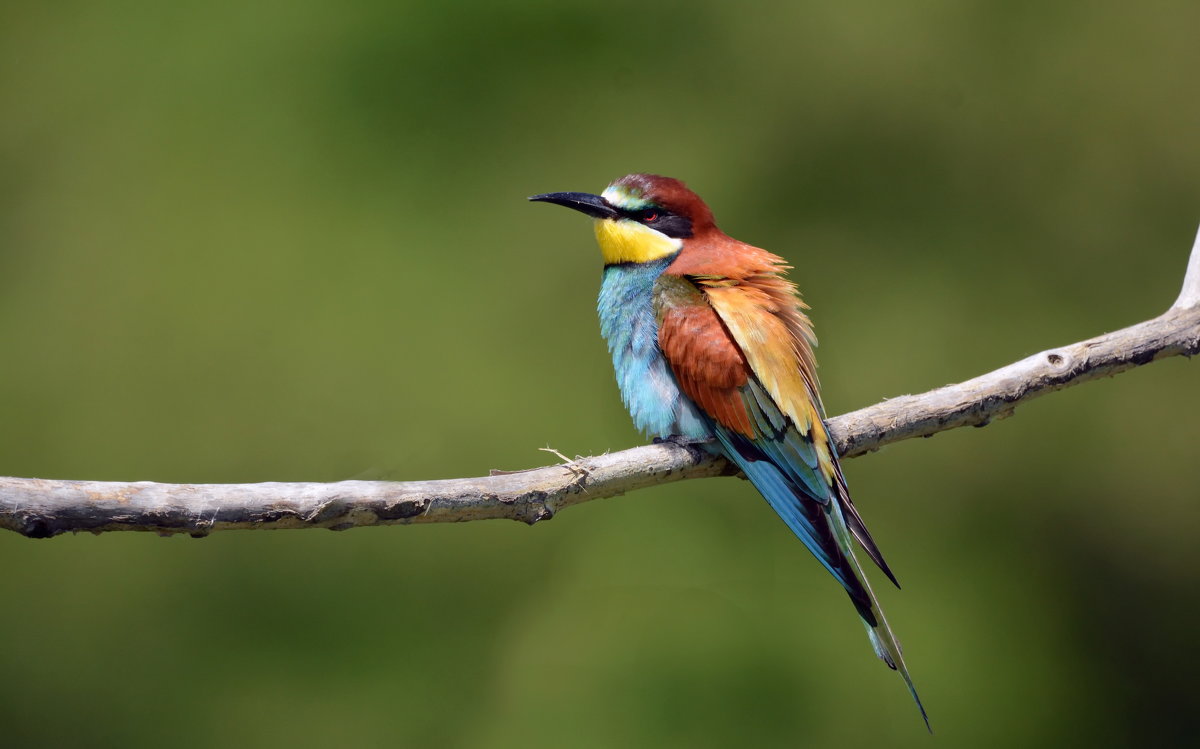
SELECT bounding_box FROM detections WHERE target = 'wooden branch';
[1177,223,1200,309]
[3,229,1198,539]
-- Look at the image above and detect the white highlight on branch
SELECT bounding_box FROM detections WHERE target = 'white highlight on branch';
[2,227,1198,538]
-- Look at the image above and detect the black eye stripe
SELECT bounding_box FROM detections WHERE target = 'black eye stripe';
[616,205,694,239]
[647,214,693,238]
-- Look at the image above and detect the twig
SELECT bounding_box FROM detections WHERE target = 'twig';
[1176,223,1200,309]
[2,228,1198,539]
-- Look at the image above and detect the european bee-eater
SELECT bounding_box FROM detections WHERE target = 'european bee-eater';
[531,174,928,728]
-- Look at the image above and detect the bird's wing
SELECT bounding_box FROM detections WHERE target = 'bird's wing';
[654,270,894,587]
[654,272,866,593]
[654,268,927,728]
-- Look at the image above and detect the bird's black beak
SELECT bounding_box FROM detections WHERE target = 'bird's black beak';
[528,191,620,220]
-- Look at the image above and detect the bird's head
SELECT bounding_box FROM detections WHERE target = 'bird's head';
[530,174,715,266]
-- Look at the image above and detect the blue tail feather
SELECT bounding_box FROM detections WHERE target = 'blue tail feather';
[712,427,876,625]
[712,419,930,731]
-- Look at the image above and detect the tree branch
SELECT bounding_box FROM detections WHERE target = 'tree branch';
[3,229,1198,539]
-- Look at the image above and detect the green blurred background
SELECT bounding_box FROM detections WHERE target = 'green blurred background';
[2,2,1197,747]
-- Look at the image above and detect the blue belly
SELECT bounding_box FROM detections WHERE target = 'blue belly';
[597,262,711,441]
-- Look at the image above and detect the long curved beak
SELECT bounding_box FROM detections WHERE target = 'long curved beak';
[528,191,620,220]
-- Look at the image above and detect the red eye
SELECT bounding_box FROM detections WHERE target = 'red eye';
[644,211,659,222]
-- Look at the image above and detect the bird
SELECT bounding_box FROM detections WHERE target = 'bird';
[530,174,928,729]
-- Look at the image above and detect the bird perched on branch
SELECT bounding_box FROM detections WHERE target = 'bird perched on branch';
[530,174,928,729]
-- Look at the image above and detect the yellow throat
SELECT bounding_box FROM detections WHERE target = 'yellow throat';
[593,218,682,266]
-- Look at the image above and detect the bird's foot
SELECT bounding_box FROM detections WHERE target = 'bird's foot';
[653,434,715,447]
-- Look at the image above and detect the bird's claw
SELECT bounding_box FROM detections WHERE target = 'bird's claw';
[653,434,714,447]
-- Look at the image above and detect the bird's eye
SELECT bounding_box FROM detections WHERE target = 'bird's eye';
[642,210,659,222]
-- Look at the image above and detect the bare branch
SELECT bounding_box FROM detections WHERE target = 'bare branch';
[0,443,734,538]
[833,304,1198,458]
[1176,223,1200,310]
[3,229,1198,539]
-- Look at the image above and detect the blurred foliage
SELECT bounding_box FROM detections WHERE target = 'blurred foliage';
[1,1,1198,747]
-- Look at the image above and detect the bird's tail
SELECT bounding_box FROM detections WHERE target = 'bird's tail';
[828,499,931,733]
[712,426,929,730]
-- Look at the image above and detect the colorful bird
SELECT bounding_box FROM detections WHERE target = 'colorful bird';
[530,174,928,729]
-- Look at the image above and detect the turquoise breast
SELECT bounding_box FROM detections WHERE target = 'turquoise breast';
[597,260,711,441]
